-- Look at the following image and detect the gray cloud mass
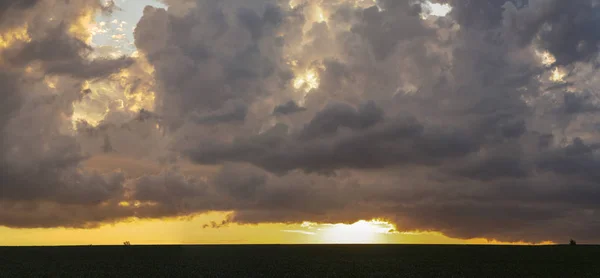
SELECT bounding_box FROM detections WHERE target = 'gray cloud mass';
[1,0,600,244]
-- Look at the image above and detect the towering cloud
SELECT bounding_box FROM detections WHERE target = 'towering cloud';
[0,0,135,227]
[1,0,600,244]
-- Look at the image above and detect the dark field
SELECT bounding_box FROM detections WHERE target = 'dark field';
[1,245,600,277]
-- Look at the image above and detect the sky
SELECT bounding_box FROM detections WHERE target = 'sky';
[0,0,598,246]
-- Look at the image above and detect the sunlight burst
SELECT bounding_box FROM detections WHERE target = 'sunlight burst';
[292,68,320,103]
[421,2,452,19]
[319,220,396,244]
[317,6,326,22]
[0,25,30,53]
[293,69,320,93]
[550,67,566,83]
[537,50,557,67]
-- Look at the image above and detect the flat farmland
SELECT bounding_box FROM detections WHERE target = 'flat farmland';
[1,245,599,277]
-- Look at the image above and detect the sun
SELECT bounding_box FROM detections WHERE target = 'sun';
[319,220,396,244]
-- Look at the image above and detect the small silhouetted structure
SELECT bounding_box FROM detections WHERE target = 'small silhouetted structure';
[569,239,577,246]
[123,241,131,246]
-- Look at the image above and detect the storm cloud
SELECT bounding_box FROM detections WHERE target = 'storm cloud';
[1,0,600,244]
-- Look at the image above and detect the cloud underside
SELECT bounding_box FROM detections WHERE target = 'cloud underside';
[1,0,600,244]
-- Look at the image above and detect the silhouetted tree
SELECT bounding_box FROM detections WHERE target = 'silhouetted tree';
[569,239,577,246]
[123,241,131,246]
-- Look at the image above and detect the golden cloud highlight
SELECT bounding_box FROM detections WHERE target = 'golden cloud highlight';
[71,53,157,128]
[69,9,95,44]
[0,25,31,50]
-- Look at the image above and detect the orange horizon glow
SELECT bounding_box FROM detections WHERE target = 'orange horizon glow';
[0,214,556,246]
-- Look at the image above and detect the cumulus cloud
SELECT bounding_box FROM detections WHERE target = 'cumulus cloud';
[134,1,288,126]
[5,24,134,78]
[187,102,478,174]
[2,0,600,244]
[0,0,137,227]
[501,0,600,65]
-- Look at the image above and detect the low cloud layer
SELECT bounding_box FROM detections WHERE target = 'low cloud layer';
[1,0,600,244]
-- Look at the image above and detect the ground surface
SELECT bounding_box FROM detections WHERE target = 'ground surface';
[1,245,599,277]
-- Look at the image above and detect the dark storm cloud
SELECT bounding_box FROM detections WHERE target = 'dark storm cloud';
[132,170,208,207]
[273,100,306,115]
[7,24,89,62]
[0,71,21,130]
[45,56,134,79]
[210,163,352,224]
[0,72,127,206]
[134,1,289,125]
[0,0,117,34]
[75,110,168,159]
[0,157,126,206]
[0,0,134,226]
[191,101,248,125]
[213,164,267,201]
[351,2,432,60]
[0,0,40,10]
[237,3,283,39]
[299,101,384,139]
[0,0,41,31]
[436,0,524,29]
[536,138,600,182]
[443,0,600,64]
[168,0,600,244]
[128,163,350,226]
[449,142,531,181]
[501,0,600,65]
[562,92,600,115]
[2,0,600,245]
[4,24,134,78]
[0,201,133,229]
[187,101,479,174]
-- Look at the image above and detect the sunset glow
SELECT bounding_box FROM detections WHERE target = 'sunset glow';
[318,220,396,244]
